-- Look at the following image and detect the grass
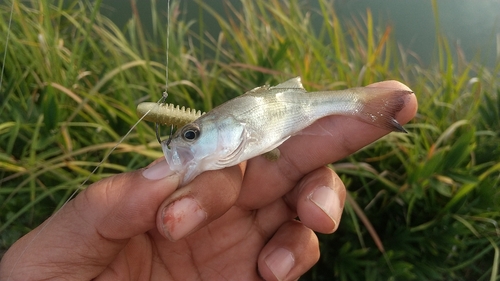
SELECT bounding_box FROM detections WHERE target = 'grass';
[1,0,499,280]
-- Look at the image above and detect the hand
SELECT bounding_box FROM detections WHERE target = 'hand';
[0,81,417,281]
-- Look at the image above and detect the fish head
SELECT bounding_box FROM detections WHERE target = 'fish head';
[161,114,247,185]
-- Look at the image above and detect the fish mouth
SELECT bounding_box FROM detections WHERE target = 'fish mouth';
[161,140,200,184]
[161,141,194,172]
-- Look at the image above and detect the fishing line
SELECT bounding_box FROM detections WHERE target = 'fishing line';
[156,0,171,144]
[165,0,171,95]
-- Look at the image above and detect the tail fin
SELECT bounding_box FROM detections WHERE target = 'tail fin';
[357,88,413,133]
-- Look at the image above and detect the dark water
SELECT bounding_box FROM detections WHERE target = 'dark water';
[100,0,500,67]
[335,0,500,66]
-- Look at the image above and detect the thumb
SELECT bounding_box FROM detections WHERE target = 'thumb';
[0,159,179,280]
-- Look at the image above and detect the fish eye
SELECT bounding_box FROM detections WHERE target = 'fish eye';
[181,125,200,141]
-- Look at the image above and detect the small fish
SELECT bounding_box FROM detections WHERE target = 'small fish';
[140,77,412,185]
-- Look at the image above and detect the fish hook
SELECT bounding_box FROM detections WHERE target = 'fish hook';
[166,124,174,147]
[155,122,174,147]
[155,122,163,144]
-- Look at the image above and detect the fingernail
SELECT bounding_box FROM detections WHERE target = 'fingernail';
[142,160,174,180]
[162,197,206,241]
[265,248,295,281]
[309,185,341,231]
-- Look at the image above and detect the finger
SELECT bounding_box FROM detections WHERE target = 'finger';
[1,159,179,280]
[156,161,246,241]
[285,166,346,233]
[258,221,319,281]
[238,80,417,208]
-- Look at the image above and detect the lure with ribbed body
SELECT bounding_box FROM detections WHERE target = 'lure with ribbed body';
[137,103,205,127]
[138,77,412,185]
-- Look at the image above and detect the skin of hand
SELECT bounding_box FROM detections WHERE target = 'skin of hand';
[0,81,417,281]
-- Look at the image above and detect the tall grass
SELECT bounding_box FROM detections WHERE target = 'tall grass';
[1,0,499,280]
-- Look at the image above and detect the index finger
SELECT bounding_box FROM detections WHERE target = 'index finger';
[238,80,417,208]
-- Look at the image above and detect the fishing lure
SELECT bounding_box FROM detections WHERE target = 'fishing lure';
[137,102,204,128]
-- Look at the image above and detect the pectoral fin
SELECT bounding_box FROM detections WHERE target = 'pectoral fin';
[262,148,281,162]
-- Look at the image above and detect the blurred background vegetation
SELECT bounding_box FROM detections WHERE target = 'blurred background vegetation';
[0,0,499,280]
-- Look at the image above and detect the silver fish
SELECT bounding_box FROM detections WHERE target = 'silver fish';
[141,77,412,185]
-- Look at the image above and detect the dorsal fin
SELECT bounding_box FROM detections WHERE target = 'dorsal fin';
[271,77,304,90]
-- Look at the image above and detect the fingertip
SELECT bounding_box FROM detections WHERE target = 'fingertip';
[258,221,319,281]
[296,170,346,233]
[306,185,343,232]
[283,166,346,234]
[156,164,245,241]
[142,158,176,180]
[158,196,207,241]
[367,80,418,125]
[263,247,296,281]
